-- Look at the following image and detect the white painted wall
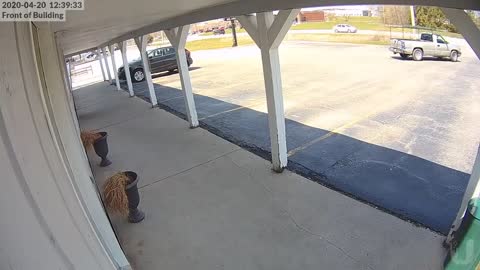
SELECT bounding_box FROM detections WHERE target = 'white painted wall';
[0,22,128,270]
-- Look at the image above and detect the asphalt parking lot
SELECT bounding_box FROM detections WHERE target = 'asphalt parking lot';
[124,40,480,234]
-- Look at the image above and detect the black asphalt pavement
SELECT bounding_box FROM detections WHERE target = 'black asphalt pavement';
[118,41,480,234]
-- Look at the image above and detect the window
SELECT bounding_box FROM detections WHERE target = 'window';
[153,49,164,57]
[421,34,433,42]
[437,36,447,44]
[165,47,175,55]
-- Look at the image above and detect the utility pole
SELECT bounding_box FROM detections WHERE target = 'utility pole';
[231,18,238,47]
[410,6,416,37]
[410,6,416,27]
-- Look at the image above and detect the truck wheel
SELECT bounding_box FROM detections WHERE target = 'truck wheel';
[450,50,459,62]
[412,48,423,61]
[132,68,145,82]
[400,53,408,59]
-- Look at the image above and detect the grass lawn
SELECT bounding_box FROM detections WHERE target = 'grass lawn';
[197,16,463,40]
[286,33,390,45]
[291,16,389,31]
[199,28,246,36]
[185,32,390,52]
[186,36,254,51]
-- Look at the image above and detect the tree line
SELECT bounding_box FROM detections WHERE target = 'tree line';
[380,6,480,33]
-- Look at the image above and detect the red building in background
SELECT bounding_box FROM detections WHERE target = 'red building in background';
[298,10,325,22]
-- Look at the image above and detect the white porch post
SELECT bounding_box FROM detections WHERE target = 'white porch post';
[65,58,73,90]
[101,46,112,84]
[238,9,299,172]
[441,8,480,245]
[442,8,480,59]
[119,41,134,97]
[134,35,158,106]
[108,44,121,91]
[165,25,199,128]
[97,49,107,81]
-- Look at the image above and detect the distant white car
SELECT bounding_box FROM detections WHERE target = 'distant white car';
[333,24,357,33]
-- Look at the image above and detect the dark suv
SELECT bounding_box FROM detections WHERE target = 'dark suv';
[118,46,193,83]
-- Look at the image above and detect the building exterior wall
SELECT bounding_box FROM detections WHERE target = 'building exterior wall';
[299,11,325,22]
[0,22,128,270]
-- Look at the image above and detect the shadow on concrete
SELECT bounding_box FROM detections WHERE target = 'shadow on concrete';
[121,80,469,235]
[148,66,202,80]
[391,55,460,62]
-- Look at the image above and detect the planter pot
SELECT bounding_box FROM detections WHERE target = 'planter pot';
[93,132,112,167]
[124,171,145,223]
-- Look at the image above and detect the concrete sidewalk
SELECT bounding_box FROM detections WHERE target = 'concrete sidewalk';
[75,82,445,270]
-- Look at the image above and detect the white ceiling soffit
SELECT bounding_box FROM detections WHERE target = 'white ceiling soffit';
[58,0,480,56]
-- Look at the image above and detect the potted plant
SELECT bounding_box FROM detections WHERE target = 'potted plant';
[80,130,112,167]
[103,171,145,223]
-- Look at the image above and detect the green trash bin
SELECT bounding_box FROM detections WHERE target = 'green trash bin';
[445,198,480,270]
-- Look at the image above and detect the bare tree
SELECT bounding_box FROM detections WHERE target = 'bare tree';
[381,6,411,25]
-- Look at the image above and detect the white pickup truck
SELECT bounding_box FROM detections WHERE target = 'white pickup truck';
[389,33,461,62]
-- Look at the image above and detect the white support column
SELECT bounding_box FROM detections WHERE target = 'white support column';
[134,35,158,106]
[108,44,121,91]
[237,9,299,172]
[441,8,480,245]
[101,46,112,84]
[165,25,199,128]
[65,58,72,90]
[442,8,480,59]
[118,41,134,97]
[97,49,107,81]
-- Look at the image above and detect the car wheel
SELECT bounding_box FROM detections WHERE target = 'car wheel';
[347,29,351,33]
[132,68,145,82]
[450,50,459,62]
[400,53,408,59]
[412,48,423,61]
[334,29,338,33]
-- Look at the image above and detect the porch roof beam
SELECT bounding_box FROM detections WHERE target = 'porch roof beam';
[65,46,97,58]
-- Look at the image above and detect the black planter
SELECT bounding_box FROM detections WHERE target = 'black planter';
[124,171,145,223]
[93,132,112,167]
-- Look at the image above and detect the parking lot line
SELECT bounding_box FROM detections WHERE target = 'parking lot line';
[158,95,184,103]
[287,110,378,157]
[198,100,266,120]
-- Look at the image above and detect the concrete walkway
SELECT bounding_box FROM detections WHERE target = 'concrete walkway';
[75,82,446,270]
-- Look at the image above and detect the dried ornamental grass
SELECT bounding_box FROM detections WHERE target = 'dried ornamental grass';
[103,172,130,215]
[80,131,102,149]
